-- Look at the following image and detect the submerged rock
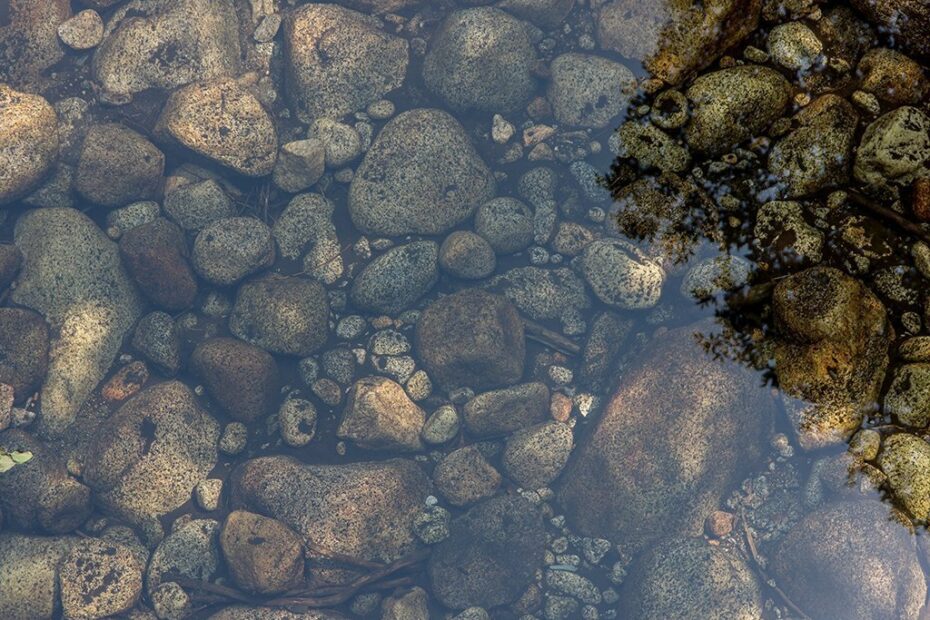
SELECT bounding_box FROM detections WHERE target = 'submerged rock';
[0,533,76,619]
[558,322,773,556]
[13,208,141,437]
[220,510,304,595]
[773,500,925,620]
[0,0,71,88]
[338,376,425,452]
[350,241,439,315]
[119,218,197,311]
[850,0,930,60]
[349,109,495,236]
[548,53,636,129]
[191,337,280,423]
[75,123,165,207]
[773,267,891,449]
[579,239,665,310]
[596,0,762,85]
[0,308,49,400]
[463,382,550,437]
[858,47,929,105]
[619,538,762,620]
[423,8,536,113]
[433,445,501,506]
[853,106,930,189]
[0,86,58,205]
[284,4,408,122]
[146,519,221,597]
[59,539,144,619]
[272,193,343,284]
[877,433,930,521]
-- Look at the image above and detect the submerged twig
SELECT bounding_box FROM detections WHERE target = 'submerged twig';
[523,317,581,355]
[847,190,930,246]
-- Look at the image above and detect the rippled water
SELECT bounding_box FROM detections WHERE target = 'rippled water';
[2,0,930,619]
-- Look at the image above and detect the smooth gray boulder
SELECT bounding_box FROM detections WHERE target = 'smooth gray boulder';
[350,241,439,315]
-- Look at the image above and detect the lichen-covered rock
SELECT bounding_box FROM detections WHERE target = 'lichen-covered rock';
[156,78,276,177]
[424,8,536,113]
[428,495,545,610]
[619,537,762,620]
[596,0,762,85]
[853,106,930,189]
[579,239,665,310]
[350,109,495,236]
[685,65,792,156]
[0,533,76,619]
[76,123,164,207]
[230,275,330,356]
[415,289,525,391]
[284,4,408,122]
[231,456,431,572]
[59,539,144,619]
[220,511,304,595]
[884,364,930,427]
[548,53,636,129]
[433,446,501,506]
[92,0,240,101]
[558,321,773,556]
[12,208,142,437]
[338,377,425,452]
[82,382,219,525]
[350,241,439,315]
[877,433,930,520]
[773,500,926,620]
[0,85,58,204]
[119,218,197,311]
[768,94,859,198]
[191,337,280,423]
[773,267,891,449]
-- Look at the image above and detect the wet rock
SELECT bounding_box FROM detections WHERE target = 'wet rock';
[13,208,142,437]
[191,337,280,423]
[278,398,317,447]
[773,499,925,619]
[768,94,859,198]
[753,200,824,268]
[163,179,234,232]
[619,537,761,619]
[548,53,636,129]
[382,587,429,620]
[416,289,525,391]
[424,8,535,113]
[850,0,930,60]
[272,140,326,193]
[120,218,198,310]
[558,322,773,556]
[613,120,691,174]
[151,582,190,620]
[685,65,792,156]
[93,0,240,101]
[0,245,21,291]
[858,47,929,105]
[192,217,275,286]
[349,109,496,236]
[230,275,329,356]
[83,382,219,524]
[209,608,345,620]
[580,239,665,310]
[474,197,535,255]
[76,123,165,207]
[57,9,104,50]
[502,421,573,488]
[307,119,362,168]
[884,364,930,427]
[284,4,408,122]
[60,539,144,619]
[132,312,181,376]
[338,376,425,452]
[878,433,930,520]
[428,495,545,610]
[0,308,49,400]
[580,312,632,391]
[433,445,501,506]
[596,0,762,85]
[156,78,276,177]
[422,405,461,445]
[463,382,549,437]
[853,106,930,189]
[106,202,160,240]
[220,510,304,595]
[0,533,76,619]
[767,21,823,71]
[497,0,575,29]
[0,86,58,204]
[681,255,752,300]
[196,479,222,511]
[231,456,431,567]
[273,193,343,284]
[773,267,891,449]
[439,231,496,280]
[146,519,220,597]
[0,429,91,533]
[0,0,71,88]
[486,266,591,321]
[351,242,439,315]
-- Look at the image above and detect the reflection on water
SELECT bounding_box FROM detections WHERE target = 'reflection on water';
[0,0,930,619]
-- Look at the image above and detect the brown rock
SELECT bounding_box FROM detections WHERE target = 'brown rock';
[0,0,71,88]
[558,322,773,557]
[338,377,425,452]
[850,0,930,59]
[59,539,144,619]
[220,510,304,595]
[0,308,49,400]
[463,382,550,437]
[416,289,525,391]
[191,337,280,423]
[101,361,149,403]
[859,47,929,105]
[596,0,762,85]
[913,177,930,222]
[433,445,501,506]
[120,218,198,310]
[76,123,165,208]
[705,510,736,537]
[0,85,58,204]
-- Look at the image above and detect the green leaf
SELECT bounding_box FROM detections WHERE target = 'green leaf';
[0,454,14,473]
[9,451,32,464]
